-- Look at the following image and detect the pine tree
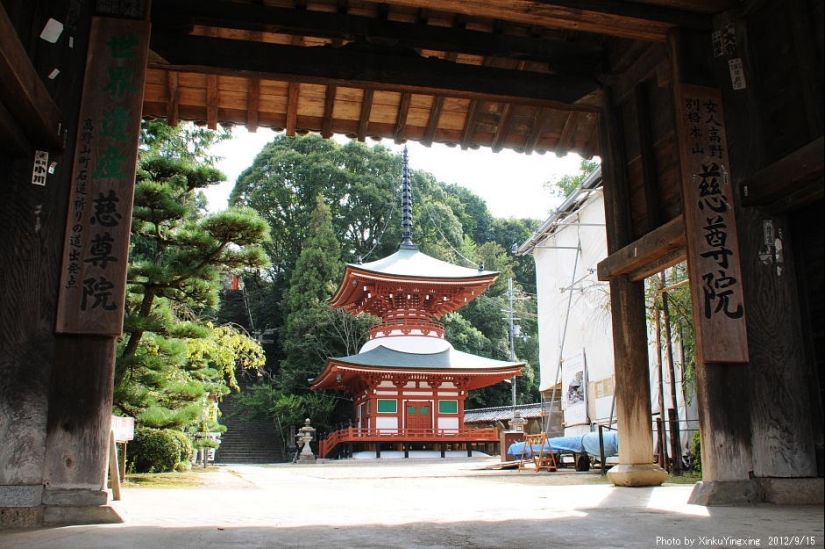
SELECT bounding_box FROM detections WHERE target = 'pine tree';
[114,122,271,430]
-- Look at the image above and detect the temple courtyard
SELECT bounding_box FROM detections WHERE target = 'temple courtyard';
[1,458,822,549]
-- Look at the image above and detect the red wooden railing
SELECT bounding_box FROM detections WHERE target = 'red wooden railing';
[318,426,498,458]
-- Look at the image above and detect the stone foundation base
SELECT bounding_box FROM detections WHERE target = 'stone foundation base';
[607,463,668,487]
[43,504,124,525]
[688,480,760,506]
[689,478,825,506]
[1,507,44,529]
[759,477,824,504]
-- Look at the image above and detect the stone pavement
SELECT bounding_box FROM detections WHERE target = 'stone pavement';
[1,458,822,549]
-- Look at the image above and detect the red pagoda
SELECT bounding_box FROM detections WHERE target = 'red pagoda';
[312,149,524,458]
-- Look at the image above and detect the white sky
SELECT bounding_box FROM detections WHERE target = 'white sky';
[208,128,589,220]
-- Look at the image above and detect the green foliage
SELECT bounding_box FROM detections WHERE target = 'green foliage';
[280,196,346,394]
[543,158,599,200]
[689,430,702,473]
[226,133,572,423]
[140,119,231,166]
[115,121,270,433]
[645,262,696,402]
[127,427,194,473]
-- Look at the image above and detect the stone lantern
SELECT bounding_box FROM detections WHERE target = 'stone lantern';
[510,410,527,432]
[296,418,316,463]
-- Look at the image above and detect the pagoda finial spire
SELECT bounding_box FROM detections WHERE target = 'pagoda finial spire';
[400,146,417,250]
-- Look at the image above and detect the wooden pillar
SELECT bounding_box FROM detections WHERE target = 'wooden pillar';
[39,3,150,523]
[41,338,117,514]
[598,89,667,486]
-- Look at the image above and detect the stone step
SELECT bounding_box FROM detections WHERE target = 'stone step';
[215,381,288,464]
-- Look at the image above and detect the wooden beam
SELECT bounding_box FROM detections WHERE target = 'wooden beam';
[0,3,64,150]
[634,81,661,231]
[0,99,32,156]
[148,32,600,109]
[608,42,669,103]
[206,74,219,129]
[358,89,374,142]
[525,106,551,154]
[375,0,712,42]
[394,92,412,144]
[740,136,824,210]
[491,103,514,153]
[597,215,686,282]
[321,84,337,138]
[286,82,300,136]
[555,111,580,157]
[581,121,600,159]
[460,101,480,150]
[151,0,606,68]
[166,71,180,126]
[247,78,260,132]
[422,52,456,146]
[423,96,445,146]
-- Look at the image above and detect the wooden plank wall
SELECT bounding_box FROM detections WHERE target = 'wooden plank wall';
[711,1,822,478]
[0,0,95,495]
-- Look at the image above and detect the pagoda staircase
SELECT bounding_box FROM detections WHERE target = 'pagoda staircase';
[215,382,287,464]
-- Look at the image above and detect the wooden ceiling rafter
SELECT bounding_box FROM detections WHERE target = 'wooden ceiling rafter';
[206,74,219,130]
[490,59,525,152]
[357,88,374,142]
[491,104,514,153]
[286,82,300,136]
[460,100,481,150]
[150,0,607,69]
[148,31,600,108]
[166,71,180,127]
[247,77,260,132]
[524,106,551,154]
[138,1,733,159]
[374,0,714,41]
[394,92,412,143]
[555,110,581,157]
[322,84,338,138]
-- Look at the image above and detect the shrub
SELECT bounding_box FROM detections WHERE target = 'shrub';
[127,427,194,473]
[689,430,702,473]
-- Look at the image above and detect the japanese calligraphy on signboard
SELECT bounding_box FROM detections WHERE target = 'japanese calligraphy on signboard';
[674,84,749,363]
[56,17,149,335]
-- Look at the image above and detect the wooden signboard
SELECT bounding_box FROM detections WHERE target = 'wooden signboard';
[56,17,149,335]
[674,84,749,363]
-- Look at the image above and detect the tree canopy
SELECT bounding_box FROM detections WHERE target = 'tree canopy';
[227,134,545,421]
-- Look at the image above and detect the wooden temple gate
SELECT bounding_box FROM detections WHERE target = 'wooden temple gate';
[1,0,822,527]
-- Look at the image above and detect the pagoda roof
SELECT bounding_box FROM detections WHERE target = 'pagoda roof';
[357,246,496,280]
[334,344,520,370]
[311,344,523,391]
[329,247,499,315]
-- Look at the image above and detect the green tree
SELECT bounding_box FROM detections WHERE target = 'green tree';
[226,134,549,414]
[280,195,345,393]
[114,121,271,431]
[544,158,599,199]
[238,195,372,433]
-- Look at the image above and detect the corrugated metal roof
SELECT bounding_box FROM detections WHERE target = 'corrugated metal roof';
[463,403,543,424]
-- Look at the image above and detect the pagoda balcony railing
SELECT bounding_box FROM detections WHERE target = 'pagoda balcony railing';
[318,426,497,458]
[369,318,445,339]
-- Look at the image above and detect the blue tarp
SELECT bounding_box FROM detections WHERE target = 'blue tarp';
[507,431,619,459]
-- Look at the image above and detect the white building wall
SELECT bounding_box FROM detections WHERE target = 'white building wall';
[533,191,611,436]
[529,176,699,452]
